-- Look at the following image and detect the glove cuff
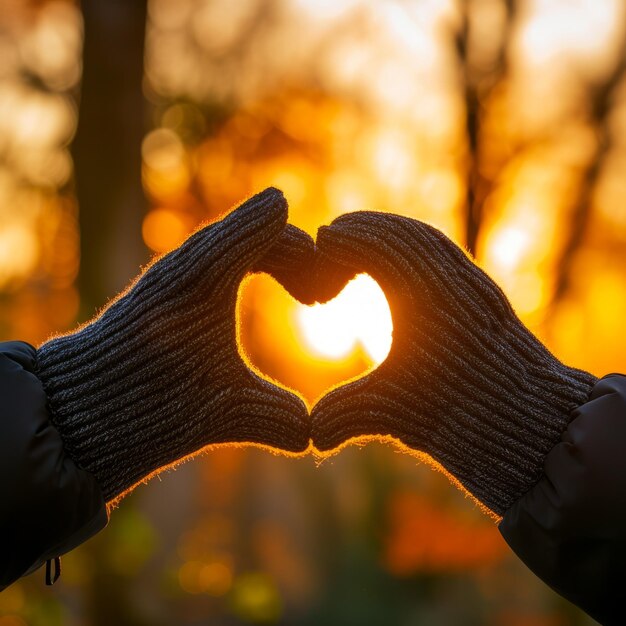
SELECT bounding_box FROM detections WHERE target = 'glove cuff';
[418,316,597,516]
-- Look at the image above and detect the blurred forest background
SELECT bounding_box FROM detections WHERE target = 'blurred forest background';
[0,0,624,624]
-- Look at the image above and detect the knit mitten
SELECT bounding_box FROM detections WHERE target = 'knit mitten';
[308,212,597,516]
[36,188,310,503]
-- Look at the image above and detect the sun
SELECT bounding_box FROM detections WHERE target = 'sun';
[296,274,392,364]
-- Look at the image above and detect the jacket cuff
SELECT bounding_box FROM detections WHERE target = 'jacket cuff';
[498,374,626,626]
[0,341,108,590]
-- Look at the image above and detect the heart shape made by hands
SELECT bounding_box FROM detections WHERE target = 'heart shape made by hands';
[239,268,392,408]
[40,186,589,520]
[247,219,417,455]
[245,223,397,410]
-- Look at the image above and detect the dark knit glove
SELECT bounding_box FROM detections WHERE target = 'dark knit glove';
[36,188,310,503]
[308,212,597,516]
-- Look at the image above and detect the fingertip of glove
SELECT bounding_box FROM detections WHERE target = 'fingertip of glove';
[315,213,395,259]
[274,389,312,453]
[287,430,313,454]
[251,186,288,215]
[253,223,319,304]
[324,210,394,233]
[233,187,289,232]
[310,419,346,453]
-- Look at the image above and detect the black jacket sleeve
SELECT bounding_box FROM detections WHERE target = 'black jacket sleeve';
[0,341,108,591]
[499,374,626,625]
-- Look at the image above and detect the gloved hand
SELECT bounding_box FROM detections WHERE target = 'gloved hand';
[307,212,597,516]
[36,188,311,504]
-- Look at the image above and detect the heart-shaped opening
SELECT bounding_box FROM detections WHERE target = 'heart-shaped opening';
[238,272,392,406]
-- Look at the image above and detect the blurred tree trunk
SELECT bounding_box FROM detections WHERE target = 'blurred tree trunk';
[73,0,148,319]
[72,2,151,625]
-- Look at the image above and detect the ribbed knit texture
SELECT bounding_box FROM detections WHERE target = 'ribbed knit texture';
[36,188,310,503]
[304,212,597,516]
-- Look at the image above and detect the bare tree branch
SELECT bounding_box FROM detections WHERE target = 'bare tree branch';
[456,0,516,256]
[549,35,626,309]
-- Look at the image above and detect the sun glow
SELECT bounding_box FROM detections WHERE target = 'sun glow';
[296,274,392,364]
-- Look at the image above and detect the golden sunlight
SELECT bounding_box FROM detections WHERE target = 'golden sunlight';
[296,274,392,364]
[486,225,530,271]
